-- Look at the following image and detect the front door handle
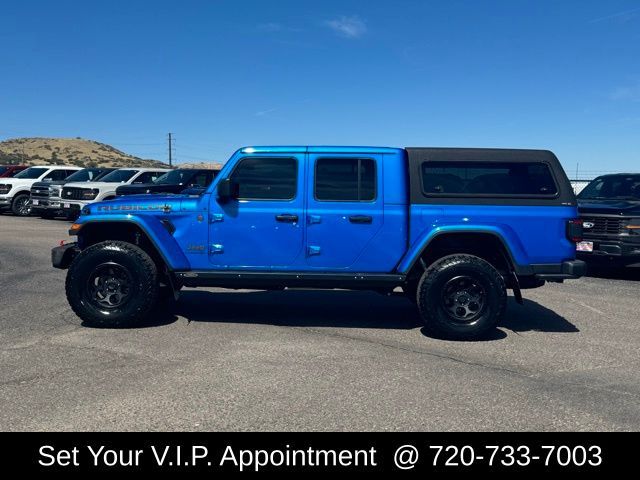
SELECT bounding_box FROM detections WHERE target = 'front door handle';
[349,215,373,224]
[275,214,298,223]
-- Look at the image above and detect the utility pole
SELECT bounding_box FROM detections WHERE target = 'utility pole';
[168,133,173,167]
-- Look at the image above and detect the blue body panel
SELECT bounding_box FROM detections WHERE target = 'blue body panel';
[73,205,192,271]
[397,204,578,273]
[74,145,578,276]
[208,152,307,268]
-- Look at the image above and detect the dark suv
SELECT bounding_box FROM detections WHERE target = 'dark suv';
[577,174,640,267]
[115,168,218,196]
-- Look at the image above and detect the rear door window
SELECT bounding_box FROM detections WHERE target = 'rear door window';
[44,170,69,181]
[315,158,376,201]
[422,161,558,197]
[134,171,164,184]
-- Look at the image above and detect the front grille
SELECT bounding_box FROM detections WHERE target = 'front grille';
[581,216,627,235]
[30,185,51,198]
[61,187,87,200]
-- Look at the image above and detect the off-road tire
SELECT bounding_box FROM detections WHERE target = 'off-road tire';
[417,254,506,340]
[65,241,159,327]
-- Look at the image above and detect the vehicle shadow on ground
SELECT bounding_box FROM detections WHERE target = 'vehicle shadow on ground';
[585,265,640,281]
[501,297,579,334]
[137,289,578,340]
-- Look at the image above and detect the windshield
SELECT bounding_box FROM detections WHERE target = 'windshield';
[99,169,138,183]
[154,169,194,185]
[64,168,104,183]
[14,167,48,179]
[578,175,640,201]
[0,167,7,175]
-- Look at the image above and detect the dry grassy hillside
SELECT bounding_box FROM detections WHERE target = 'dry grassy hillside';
[178,161,224,170]
[0,137,170,169]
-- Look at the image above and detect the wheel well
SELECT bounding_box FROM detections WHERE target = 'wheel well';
[407,232,515,280]
[78,222,167,273]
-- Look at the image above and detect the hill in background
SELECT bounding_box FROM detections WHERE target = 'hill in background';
[0,137,223,169]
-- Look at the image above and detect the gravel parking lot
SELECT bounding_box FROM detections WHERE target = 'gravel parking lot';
[1,213,639,431]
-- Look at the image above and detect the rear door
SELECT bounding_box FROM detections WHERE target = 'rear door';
[306,154,383,270]
[208,155,305,268]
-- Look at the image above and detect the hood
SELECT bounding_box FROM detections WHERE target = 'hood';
[32,180,67,188]
[116,183,184,195]
[63,181,120,190]
[0,177,38,187]
[578,199,640,216]
[86,193,189,214]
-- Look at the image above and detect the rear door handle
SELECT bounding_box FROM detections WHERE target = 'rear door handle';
[349,215,373,224]
[276,214,298,223]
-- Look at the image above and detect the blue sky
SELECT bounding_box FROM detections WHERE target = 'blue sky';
[1,1,639,176]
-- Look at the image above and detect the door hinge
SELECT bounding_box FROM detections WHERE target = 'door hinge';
[209,213,224,223]
[307,245,321,256]
[210,244,224,254]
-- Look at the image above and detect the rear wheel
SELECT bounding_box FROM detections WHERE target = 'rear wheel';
[417,254,506,340]
[11,193,31,216]
[65,241,159,327]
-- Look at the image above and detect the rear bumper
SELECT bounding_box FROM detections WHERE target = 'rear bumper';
[531,260,587,281]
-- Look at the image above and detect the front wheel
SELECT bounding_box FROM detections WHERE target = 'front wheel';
[417,254,506,340]
[65,241,159,327]
[11,193,31,216]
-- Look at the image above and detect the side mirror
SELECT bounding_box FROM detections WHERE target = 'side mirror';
[217,178,239,201]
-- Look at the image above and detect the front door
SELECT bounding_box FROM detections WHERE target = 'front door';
[306,154,384,270]
[208,155,305,268]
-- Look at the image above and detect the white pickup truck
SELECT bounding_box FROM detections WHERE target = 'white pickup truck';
[60,167,169,218]
[0,166,82,216]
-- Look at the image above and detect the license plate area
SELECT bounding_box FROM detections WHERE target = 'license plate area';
[576,241,594,252]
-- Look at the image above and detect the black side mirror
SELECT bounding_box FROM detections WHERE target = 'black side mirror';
[217,178,239,201]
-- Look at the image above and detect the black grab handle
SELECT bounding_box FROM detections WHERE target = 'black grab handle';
[349,215,373,224]
[275,214,299,223]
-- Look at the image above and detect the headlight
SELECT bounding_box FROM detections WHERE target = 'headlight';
[81,189,99,200]
[0,184,11,194]
[626,218,640,233]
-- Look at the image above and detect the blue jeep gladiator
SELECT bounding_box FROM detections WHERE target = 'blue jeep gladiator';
[52,146,585,339]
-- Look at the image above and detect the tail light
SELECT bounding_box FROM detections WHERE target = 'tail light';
[566,219,583,243]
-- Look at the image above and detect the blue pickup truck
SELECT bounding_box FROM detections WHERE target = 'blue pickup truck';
[52,146,585,339]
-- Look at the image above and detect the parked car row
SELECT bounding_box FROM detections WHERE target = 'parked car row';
[0,164,219,218]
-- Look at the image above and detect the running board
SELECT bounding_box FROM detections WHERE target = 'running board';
[175,271,406,290]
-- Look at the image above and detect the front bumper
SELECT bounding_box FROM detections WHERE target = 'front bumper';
[577,237,640,266]
[51,242,80,269]
[61,200,86,217]
[0,195,12,207]
[30,198,63,211]
[531,260,587,281]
